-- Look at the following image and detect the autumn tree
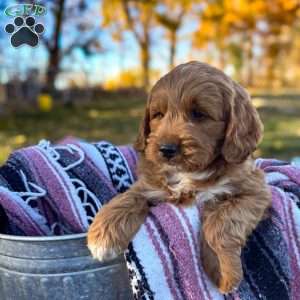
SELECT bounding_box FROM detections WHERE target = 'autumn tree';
[102,0,156,89]
[39,0,103,92]
[259,0,300,86]
[44,0,65,92]
[193,1,229,70]
[193,0,267,86]
[193,0,300,87]
[155,0,192,69]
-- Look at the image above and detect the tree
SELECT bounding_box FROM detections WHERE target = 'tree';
[102,0,156,89]
[155,0,192,69]
[193,0,266,85]
[193,0,300,87]
[45,0,65,92]
[259,0,300,86]
[40,0,103,92]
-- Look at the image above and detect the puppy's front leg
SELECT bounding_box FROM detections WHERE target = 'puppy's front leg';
[87,182,150,261]
[201,194,269,294]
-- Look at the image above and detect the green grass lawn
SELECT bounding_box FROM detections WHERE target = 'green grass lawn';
[254,97,300,160]
[0,94,299,164]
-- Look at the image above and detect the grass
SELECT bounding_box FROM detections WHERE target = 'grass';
[252,96,300,159]
[0,95,144,163]
[0,94,299,164]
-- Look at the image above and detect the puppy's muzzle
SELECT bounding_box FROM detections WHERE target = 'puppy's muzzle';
[159,143,179,159]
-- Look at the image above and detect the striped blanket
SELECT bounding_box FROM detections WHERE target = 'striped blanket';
[0,139,299,300]
[0,139,138,235]
[127,158,300,300]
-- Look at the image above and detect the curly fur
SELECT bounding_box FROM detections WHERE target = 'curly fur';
[87,61,271,293]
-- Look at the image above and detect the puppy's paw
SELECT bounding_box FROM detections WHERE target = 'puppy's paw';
[218,257,242,294]
[87,206,128,262]
[201,239,242,294]
[87,190,148,262]
[219,273,241,294]
[88,241,121,261]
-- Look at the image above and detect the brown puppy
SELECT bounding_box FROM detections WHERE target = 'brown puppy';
[87,61,271,294]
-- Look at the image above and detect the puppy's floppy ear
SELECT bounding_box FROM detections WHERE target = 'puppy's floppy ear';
[221,82,263,163]
[134,101,151,152]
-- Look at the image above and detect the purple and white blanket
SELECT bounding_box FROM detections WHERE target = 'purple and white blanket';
[0,139,299,300]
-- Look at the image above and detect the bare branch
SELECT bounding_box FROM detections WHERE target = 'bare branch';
[121,0,143,44]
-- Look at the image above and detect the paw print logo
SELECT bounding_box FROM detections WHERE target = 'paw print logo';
[5,16,44,48]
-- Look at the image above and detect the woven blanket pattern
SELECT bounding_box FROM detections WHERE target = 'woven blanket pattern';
[0,139,137,235]
[127,158,300,300]
[0,140,299,300]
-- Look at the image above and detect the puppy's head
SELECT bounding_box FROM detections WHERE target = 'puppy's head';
[135,61,262,173]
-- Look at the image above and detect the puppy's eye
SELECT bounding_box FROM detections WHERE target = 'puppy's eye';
[191,109,206,121]
[153,112,164,120]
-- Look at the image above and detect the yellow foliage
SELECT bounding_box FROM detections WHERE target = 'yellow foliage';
[200,20,216,39]
[102,0,126,28]
[281,0,299,11]
[38,94,53,112]
[13,135,27,145]
[223,12,241,25]
[205,3,224,18]
[88,109,100,119]
[194,0,299,51]
[249,0,266,14]
[104,69,142,90]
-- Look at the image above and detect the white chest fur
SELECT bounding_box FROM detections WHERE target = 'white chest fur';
[167,171,233,203]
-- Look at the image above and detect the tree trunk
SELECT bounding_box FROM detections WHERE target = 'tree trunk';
[141,41,150,90]
[246,34,254,87]
[266,42,279,88]
[45,0,65,93]
[121,0,152,90]
[217,38,226,70]
[169,30,177,70]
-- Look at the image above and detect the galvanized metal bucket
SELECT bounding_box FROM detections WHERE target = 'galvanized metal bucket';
[0,233,132,300]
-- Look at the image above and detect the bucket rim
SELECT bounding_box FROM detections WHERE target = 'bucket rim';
[0,232,87,242]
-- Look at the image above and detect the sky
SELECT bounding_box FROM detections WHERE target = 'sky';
[0,0,202,88]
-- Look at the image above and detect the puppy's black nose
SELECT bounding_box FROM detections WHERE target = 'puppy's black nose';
[159,143,179,159]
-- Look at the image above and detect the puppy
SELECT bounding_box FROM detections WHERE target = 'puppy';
[87,61,271,294]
